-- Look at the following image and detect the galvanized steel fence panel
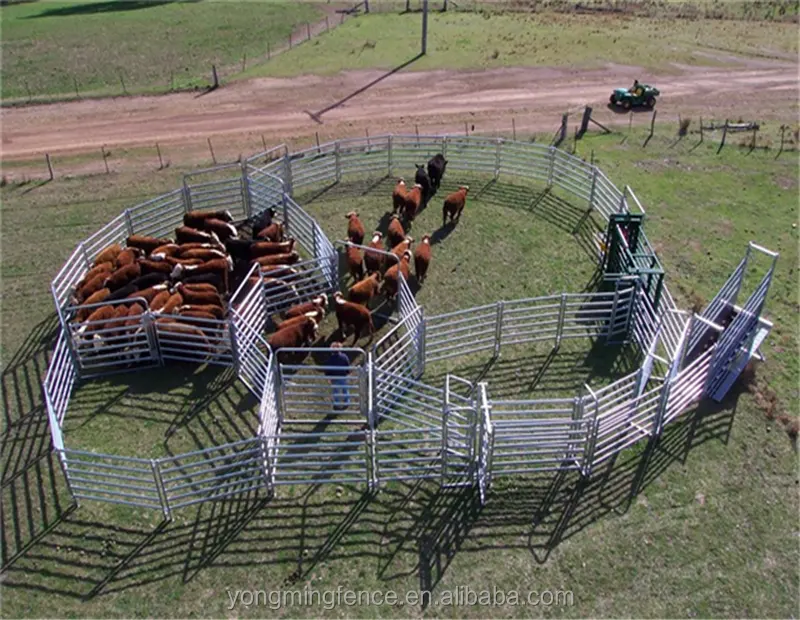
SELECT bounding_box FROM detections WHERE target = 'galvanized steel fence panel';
[52,246,88,317]
[425,303,499,363]
[373,368,443,430]
[83,213,129,264]
[265,256,332,318]
[279,356,366,427]
[43,331,76,440]
[127,189,186,239]
[490,396,586,475]
[246,174,285,217]
[158,438,267,510]
[269,429,370,486]
[374,427,442,482]
[66,298,159,376]
[155,316,233,366]
[185,178,247,221]
[338,136,393,176]
[289,144,339,189]
[61,450,165,512]
[664,347,714,425]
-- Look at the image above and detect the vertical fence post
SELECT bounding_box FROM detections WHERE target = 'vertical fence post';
[240,160,252,218]
[547,146,556,188]
[282,152,294,196]
[654,378,672,436]
[366,352,375,430]
[182,177,193,213]
[567,395,584,469]
[228,319,240,373]
[442,135,447,160]
[259,435,275,497]
[151,460,172,521]
[79,242,92,268]
[581,385,599,477]
[56,452,79,507]
[493,301,504,359]
[46,153,55,180]
[281,192,292,237]
[335,140,342,182]
[387,135,394,176]
[142,311,161,364]
[441,377,450,481]
[588,166,598,211]
[556,293,567,348]
[123,209,134,236]
[494,138,502,180]
[618,185,628,213]
[416,311,426,378]
[607,285,621,342]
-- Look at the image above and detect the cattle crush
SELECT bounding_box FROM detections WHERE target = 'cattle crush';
[44,134,778,519]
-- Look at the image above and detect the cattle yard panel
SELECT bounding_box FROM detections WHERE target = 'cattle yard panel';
[157,438,267,512]
[246,172,285,216]
[277,347,367,429]
[154,314,233,366]
[425,303,500,364]
[373,368,443,430]
[268,429,371,487]
[82,212,129,263]
[60,449,166,513]
[686,254,748,358]
[127,189,186,239]
[65,296,160,377]
[45,133,778,517]
[43,331,77,438]
[489,396,587,475]
[183,163,249,219]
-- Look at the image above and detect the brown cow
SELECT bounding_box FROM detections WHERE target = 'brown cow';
[75,288,111,322]
[414,234,432,283]
[364,232,385,274]
[116,247,144,268]
[346,245,364,282]
[94,243,123,266]
[382,250,412,300]
[183,209,234,228]
[252,252,300,267]
[403,184,423,221]
[267,316,318,351]
[392,178,408,215]
[348,271,381,306]
[249,239,296,258]
[104,263,141,292]
[126,235,173,255]
[175,225,220,245]
[256,221,284,242]
[332,292,374,345]
[202,218,239,242]
[442,186,470,226]
[283,294,328,319]
[387,214,406,249]
[345,211,365,245]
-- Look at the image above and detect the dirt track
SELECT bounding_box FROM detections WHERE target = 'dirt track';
[2,58,797,161]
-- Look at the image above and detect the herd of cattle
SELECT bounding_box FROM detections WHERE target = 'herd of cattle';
[268,152,472,351]
[66,151,471,359]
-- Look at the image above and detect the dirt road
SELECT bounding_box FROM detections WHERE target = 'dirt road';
[2,58,797,160]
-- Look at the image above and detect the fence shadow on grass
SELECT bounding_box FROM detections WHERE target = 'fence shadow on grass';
[0,383,739,601]
[1,314,75,574]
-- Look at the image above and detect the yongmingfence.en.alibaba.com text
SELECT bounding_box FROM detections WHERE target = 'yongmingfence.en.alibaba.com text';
[226,586,575,610]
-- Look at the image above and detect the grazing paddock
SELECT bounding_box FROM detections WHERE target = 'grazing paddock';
[0,131,797,619]
[1,0,321,101]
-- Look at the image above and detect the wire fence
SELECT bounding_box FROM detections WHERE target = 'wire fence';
[41,133,777,517]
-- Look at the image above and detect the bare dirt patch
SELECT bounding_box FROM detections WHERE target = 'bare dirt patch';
[2,61,797,170]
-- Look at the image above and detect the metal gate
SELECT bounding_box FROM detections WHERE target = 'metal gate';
[441,374,478,486]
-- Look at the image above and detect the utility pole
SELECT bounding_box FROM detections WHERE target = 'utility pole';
[421,0,429,55]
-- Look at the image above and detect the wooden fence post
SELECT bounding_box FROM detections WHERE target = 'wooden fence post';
[306,22,311,40]
[102,146,110,174]
[73,77,80,99]
[46,154,54,180]
[119,72,127,95]
[207,138,217,164]
[717,120,728,154]
[211,65,219,89]
[156,143,164,170]
[512,117,516,141]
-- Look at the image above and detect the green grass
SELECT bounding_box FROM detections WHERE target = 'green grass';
[0,0,321,101]
[243,10,798,79]
[1,135,798,617]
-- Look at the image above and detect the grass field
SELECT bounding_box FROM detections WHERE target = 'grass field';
[243,10,799,79]
[0,0,321,101]
[1,131,798,617]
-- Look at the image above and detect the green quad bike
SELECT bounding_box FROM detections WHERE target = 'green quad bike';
[609,82,660,110]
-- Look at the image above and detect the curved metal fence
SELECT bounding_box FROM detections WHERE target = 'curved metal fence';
[40,134,777,518]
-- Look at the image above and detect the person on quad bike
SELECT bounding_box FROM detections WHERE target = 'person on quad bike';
[629,79,643,96]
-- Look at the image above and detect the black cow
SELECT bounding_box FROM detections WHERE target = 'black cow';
[427,153,448,191]
[415,164,432,205]
[251,207,277,239]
